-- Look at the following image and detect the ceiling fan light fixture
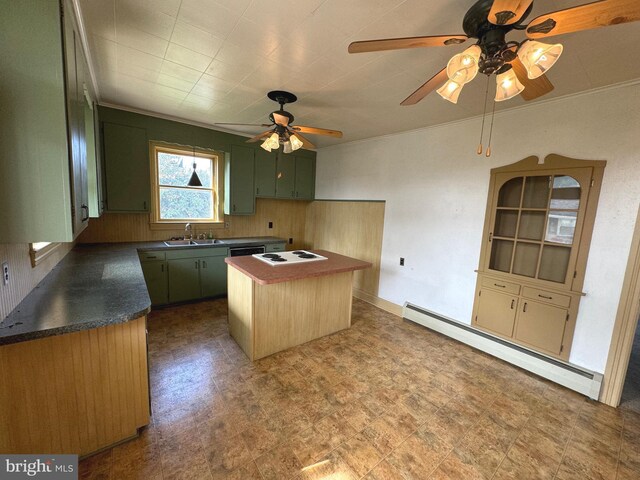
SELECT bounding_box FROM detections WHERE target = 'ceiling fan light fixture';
[437,79,463,104]
[495,68,525,102]
[265,132,280,150]
[517,40,563,79]
[260,138,272,152]
[283,141,293,154]
[289,134,304,151]
[446,45,481,85]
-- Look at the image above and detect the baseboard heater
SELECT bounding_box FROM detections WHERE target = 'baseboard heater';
[403,303,603,400]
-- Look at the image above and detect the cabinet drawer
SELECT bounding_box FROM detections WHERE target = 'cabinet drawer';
[139,251,166,262]
[265,243,285,252]
[481,277,520,295]
[522,287,570,308]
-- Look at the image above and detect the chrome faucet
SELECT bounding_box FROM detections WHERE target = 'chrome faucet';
[185,223,192,240]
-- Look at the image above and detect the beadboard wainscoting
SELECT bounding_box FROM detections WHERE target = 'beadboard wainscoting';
[0,243,73,320]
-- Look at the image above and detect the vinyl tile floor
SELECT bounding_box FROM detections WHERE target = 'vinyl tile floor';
[620,320,640,415]
[80,298,640,480]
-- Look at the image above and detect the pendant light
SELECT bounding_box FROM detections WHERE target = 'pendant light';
[261,132,280,152]
[446,45,481,85]
[495,68,525,102]
[517,40,563,79]
[187,147,203,186]
[289,134,304,151]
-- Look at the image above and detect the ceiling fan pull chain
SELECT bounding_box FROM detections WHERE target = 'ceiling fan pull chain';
[477,75,491,155]
[486,98,497,158]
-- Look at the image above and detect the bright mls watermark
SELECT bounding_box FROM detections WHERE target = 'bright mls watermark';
[0,455,77,479]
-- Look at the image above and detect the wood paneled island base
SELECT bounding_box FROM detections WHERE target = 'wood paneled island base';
[226,250,371,360]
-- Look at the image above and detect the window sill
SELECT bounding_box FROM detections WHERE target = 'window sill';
[30,243,61,268]
[149,221,226,231]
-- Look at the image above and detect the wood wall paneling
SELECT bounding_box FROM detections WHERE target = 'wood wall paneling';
[0,317,149,456]
[0,243,73,320]
[305,201,385,296]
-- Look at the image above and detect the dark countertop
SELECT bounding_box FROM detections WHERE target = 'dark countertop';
[226,250,371,285]
[0,237,287,346]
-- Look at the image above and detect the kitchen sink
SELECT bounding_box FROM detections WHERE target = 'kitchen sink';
[163,240,196,246]
[192,239,225,245]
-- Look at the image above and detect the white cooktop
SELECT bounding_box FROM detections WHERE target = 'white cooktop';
[252,250,328,266]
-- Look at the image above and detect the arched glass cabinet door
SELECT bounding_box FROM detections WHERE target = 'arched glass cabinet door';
[487,171,586,286]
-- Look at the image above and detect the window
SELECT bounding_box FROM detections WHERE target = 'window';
[150,143,224,226]
[29,242,60,267]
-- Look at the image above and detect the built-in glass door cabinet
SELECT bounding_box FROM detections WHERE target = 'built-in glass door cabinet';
[472,154,605,360]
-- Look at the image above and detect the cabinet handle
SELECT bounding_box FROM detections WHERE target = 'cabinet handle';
[523,302,528,313]
[233,204,236,212]
[510,299,515,309]
[538,294,553,300]
[195,261,199,269]
[81,204,89,221]
[161,264,164,272]
[291,190,294,197]
[494,283,506,288]
[147,255,157,259]
[489,232,493,242]
[256,187,260,195]
[203,260,207,269]
[143,201,147,210]
[296,191,299,197]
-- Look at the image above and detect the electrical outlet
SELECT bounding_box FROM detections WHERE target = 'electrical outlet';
[400,257,405,266]
[289,238,293,244]
[268,221,273,229]
[224,221,230,228]
[2,262,8,286]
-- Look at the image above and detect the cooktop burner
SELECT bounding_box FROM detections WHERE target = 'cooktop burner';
[252,250,328,266]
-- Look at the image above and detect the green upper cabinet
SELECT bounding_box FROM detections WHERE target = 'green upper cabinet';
[294,156,316,200]
[275,154,296,199]
[254,149,277,198]
[0,0,92,242]
[224,145,255,215]
[103,123,150,212]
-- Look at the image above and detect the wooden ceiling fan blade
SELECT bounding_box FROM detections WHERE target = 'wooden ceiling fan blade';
[511,58,555,100]
[526,0,640,39]
[291,125,343,138]
[489,0,533,25]
[348,34,467,54]
[400,68,448,106]
[273,112,290,126]
[216,122,273,127]
[291,131,316,150]
[246,130,274,143]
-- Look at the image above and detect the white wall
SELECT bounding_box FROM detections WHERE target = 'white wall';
[316,83,640,373]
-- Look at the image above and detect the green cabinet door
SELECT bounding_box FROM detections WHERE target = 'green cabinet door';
[225,145,255,215]
[168,258,201,303]
[103,122,150,212]
[275,154,296,199]
[254,149,277,197]
[140,261,168,306]
[294,156,315,200]
[200,256,227,297]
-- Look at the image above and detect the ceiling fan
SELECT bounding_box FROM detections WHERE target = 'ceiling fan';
[348,0,640,105]
[216,91,343,153]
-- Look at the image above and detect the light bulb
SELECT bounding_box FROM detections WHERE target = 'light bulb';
[446,45,481,85]
[495,69,525,102]
[517,40,563,79]
[289,134,303,151]
[260,138,272,152]
[436,79,463,104]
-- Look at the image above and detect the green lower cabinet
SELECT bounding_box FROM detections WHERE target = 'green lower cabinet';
[140,261,168,306]
[168,258,202,303]
[200,256,227,297]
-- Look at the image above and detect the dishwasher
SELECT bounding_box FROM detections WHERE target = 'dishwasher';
[229,246,265,257]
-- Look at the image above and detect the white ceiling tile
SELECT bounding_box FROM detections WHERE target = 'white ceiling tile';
[115,24,169,58]
[156,73,196,93]
[115,0,176,40]
[125,0,182,17]
[89,35,117,72]
[285,11,349,57]
[160,60,203,83]
[182,93,229,110]
[310,0,405,38]
[153,84,189,101]
[165,43,213,71]
[79,0,116,41]
[170,21,224,58]
[177,0,242,38]
[116,44,164,72]
[213,42,265,67]
[191,74,237,100]
[205,58,257,83]
[225,18,286,57]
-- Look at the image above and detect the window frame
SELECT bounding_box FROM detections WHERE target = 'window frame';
[149,142,225,228]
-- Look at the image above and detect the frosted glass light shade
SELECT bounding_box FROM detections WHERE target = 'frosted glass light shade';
[260,139,272,152]
[518,40,563,79]
[282,141,292,154]
[289,134,303,151]
[437,80,463,104]
[265,132,280,150]
[446,45,481,85]
[495,69,525,102]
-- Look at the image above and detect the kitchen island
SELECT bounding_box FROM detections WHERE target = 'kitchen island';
[225,250,371,360]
